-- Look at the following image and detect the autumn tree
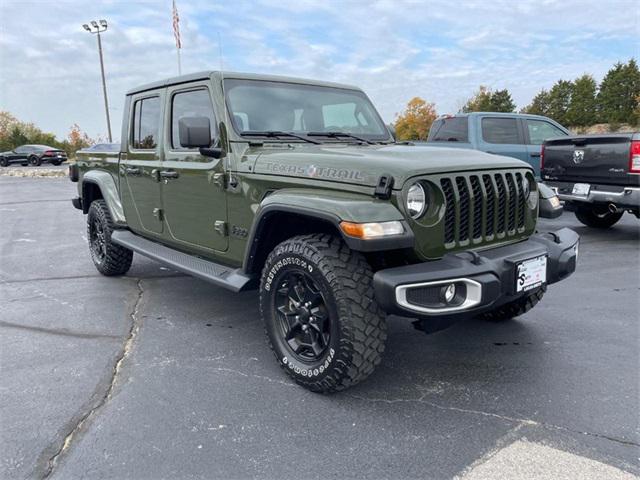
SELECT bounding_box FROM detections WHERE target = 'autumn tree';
[394,97,437,141]
[65,123,93,155]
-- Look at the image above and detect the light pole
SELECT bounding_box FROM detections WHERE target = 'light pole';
[83,20,112,142]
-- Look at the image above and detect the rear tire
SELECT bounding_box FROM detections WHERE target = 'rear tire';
[575,205,623,229]
[259,234,387,393]
[479,285,546,322]
[29,155,42,166]
[50,160,61,166]
[87,200,133,276]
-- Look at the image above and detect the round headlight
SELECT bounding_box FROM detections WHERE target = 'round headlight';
[406,183,427,219]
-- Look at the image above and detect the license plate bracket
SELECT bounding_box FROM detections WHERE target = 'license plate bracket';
[516,255,547,293]
[572,183,590,196]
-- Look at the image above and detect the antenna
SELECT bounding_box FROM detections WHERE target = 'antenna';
[218,32,231,164]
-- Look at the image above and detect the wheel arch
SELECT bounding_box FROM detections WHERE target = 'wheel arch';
[242,189,413,275]
[81,170,127,226]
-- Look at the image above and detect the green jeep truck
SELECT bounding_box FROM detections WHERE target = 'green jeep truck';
[71,71,579,393]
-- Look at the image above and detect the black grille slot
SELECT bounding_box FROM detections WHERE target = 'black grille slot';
[470,176,483,239]
[406,285,442,306]
[441,178,456,244]
[482,174,495,236]
[516,173,526,229]
[506,173,517,231]
[456,177,470,242]
[495,174,507,234]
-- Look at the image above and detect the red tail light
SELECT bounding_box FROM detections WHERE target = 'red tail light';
[540,144,545,171]
[630,140,640,173]
[44,150,53,156]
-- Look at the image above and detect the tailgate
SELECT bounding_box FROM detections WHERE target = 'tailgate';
[541,134,635,186]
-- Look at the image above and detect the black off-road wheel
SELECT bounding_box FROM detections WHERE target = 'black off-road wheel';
[0,157,8,167]
[29,155,42,166]
[574,205,623,229]
[259,234,387,393]
[87,200,133,276]
[479,285,547,322]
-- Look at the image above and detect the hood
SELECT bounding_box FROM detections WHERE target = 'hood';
[251,144,530,188]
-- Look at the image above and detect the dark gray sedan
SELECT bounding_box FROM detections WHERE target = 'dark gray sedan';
[0,145,67,167]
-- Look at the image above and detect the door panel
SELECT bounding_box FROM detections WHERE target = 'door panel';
[121,94,164,236]
[161,85,228,253]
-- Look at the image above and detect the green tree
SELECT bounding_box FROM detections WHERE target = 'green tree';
[462,86,492,112]
[462,86,515,113]
[597,59,640,125]
[394,97,438,141]
[522,89,551,116]
[566,74,597,127]
[489,89,516,112]
[546,80,574,126]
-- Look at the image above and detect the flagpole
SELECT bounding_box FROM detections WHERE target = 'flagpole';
[177,46,182,75]
[172,0,182,75]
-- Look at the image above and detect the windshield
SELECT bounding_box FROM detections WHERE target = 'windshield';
[224,79,391,142]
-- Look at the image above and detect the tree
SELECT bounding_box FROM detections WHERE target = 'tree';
[462,86,493,113]
[597,59,640,125]
[462,86,515,113]
[65,123,93,155]
[522,89,551,116]
[566,74,597,127]
[546,80,574,126]
[394,97,437,141]
[489,89,516,113]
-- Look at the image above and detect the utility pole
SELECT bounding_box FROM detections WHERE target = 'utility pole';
[83,20,112,142]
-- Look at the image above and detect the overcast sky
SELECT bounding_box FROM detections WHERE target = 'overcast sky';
[0,0,637,141]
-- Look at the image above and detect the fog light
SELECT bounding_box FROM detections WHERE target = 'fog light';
[443,283,456,303]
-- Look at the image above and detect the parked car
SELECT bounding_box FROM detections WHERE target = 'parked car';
[542,133,640,228]
[0,144,67,167]
[425,112,570,176]
[70,71,578,393]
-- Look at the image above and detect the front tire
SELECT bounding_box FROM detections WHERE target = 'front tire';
[259,234,387,393]
[479,285,546,322]
[87,200,133,276]
[0,157,8,167]
[574,205,623,229]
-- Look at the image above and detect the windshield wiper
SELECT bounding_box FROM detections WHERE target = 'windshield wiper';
[306,131,375,145]
[241,131,321,145]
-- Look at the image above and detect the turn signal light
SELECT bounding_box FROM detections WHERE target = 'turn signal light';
[630,140,640,173]
[339,221,404,239]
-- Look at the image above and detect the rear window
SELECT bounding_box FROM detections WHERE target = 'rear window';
[481,117,521,144]
[427,117,469,142]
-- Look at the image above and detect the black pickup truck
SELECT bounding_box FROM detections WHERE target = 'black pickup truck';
[541,133,640,228]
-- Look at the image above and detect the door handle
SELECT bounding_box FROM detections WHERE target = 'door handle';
[530,153,541,158]
[125,167,141,175]
[159,170,179,179]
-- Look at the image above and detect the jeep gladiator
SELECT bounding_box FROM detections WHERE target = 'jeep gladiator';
[542,132,640,228]
[71,72,579,392]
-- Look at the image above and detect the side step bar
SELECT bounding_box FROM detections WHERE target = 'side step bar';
[111,230,255,292]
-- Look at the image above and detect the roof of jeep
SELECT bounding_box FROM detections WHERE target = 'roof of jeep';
[126,71,361,96]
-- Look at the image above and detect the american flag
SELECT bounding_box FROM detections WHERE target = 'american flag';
[172,0,181,49]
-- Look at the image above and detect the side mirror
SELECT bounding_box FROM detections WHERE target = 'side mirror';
[178,117,212,149]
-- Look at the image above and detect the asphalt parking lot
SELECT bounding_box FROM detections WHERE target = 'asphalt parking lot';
[1,176,638,479]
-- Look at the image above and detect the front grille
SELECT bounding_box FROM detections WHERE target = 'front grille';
[440,171,529,248]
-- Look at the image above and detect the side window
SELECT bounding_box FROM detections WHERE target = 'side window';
[131,96,160,149]
[526,119,566,145]
[171,89,217,149]
[481,117,521,144]
[14,146,26,153]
